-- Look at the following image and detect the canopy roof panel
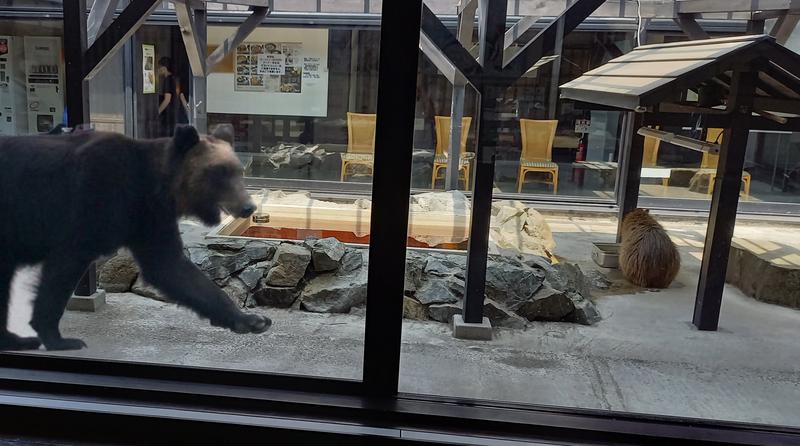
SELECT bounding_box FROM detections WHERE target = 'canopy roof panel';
[559,35,800,114]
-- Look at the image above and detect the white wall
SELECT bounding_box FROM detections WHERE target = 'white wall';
[206,27,329,117]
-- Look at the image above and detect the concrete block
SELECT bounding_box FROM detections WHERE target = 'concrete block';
[452,315,492,340]
[67,290,107,312]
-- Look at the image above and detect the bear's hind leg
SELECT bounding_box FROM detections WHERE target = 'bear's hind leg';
[0,263,42,351]
[30,254,91,351]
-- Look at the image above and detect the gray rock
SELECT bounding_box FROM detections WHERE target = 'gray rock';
[443,275,465,297]
[404,254,426,292]
[483,300,527,329]
[551,262,591,298]
[189,247,250,280]
[485,258,545,310]
[253,285,300,308]
[131,276,169,302]
[424,256,465,277]
[245,241,276,263]
[403,297,428,320]
[567,293,602,325]
[515,286,575,321]
[428,303,462,323]
[415,279,460,305]
[265,243,311,287]
[206,239,247,252]
[223,277,250,308]
[301,269,368,313]
[341,249,363,272]
[98,251,139,293]
[239,262,270,290]
[349,306,367,316]
[306,237,346,272]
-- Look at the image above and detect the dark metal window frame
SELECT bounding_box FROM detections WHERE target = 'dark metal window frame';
[0,3,799,444]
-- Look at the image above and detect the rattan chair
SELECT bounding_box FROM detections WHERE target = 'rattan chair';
[341,112,376,182]
[703,128,751,196]
[431,115,473,189]
[516,119,559,193]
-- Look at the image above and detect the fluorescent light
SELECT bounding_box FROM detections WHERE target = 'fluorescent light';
[637,127,721,154]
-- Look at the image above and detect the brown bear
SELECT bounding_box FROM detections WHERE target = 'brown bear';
[619,208,681,289]
[0,125,270,351]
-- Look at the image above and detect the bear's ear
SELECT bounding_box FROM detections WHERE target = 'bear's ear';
[173,125,200,155]
[210,123,235,146]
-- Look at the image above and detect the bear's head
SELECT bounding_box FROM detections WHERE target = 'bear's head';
[171,125,256,226]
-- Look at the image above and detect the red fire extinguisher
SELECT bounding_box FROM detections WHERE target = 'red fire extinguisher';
[573,134,586,185]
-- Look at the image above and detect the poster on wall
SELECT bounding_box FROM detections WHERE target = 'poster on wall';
[142,44,156,94]
[235,42,303,93]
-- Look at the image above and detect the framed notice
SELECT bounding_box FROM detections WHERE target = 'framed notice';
[142,44,156,94]
[235,41,303,93]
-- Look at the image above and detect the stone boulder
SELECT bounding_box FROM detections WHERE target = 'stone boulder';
[428,303,462,323]
[265,243,311,287]
[305,237,346,272]
[222,277,250,308]
[415,280,460,305]
[238,261,271,290]
[403,297,428,320]
[131,276,169,302]
[188,247,250,281]
[483,299,527,329]
[98,250,139,293]
[567,293,602,325]
[485,257,545,310]
[341,249,363,272]
[301,268,368,313]
[515,286,575,322]
[253,285,300,308]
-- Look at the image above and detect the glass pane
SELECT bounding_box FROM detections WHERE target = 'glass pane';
[3,7,386,382]
[399,4,800,431]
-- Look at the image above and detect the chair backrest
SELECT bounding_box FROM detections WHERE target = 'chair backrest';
[347,112,377,154]
[702,128,724,169]
[520,119,558,162]
[434,116,472,156]
[643,130,661,168]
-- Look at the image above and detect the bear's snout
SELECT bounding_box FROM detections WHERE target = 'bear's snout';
[238,203,256,218]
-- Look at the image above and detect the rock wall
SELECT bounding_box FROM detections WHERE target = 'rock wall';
[101,236,601,327]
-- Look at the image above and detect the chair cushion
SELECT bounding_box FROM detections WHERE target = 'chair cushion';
[341,153,375,162]
[521,160,558,169]
[434,154,471,167]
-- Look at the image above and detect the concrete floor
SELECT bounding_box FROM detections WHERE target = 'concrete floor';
[7,215,800,428]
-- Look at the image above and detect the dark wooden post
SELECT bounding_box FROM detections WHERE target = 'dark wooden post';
[463,0,508,324]
[616,112,645,242]
[693,70,756,331]
[362,0,423,396]
[63,0,98,298]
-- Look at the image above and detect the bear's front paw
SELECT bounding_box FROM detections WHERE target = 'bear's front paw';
[232,313,272,334]
[42,337,88,351]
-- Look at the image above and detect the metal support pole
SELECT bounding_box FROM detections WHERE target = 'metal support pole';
[616,112,644,242]
[193,8,208,133]
[363,0,423,397]
[64,0,99,298]
[446,84,466,190]
[547,16,564,119]
[463,0,507,324]
[693,71,756,331]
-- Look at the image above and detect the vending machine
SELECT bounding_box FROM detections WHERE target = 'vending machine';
[23,36,64,133]
[0,36,22,136]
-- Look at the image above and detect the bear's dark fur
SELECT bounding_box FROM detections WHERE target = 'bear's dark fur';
[0,125,270,351]
[619,208,681,289]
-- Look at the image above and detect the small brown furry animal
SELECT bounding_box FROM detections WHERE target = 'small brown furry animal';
[619,208,680,288]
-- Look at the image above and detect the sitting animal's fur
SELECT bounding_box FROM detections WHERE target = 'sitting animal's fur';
[619,209,680,288]
[0,125,270,351]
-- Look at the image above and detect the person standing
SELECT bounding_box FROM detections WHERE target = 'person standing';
[157,57,179,136]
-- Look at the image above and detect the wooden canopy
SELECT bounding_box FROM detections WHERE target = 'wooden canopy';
[559,35,800,121]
